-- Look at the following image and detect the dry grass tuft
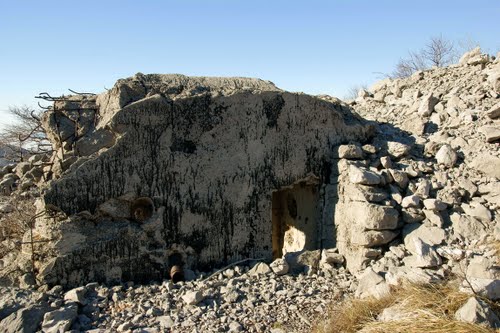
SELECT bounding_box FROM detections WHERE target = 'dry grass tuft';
[312,281,499,333]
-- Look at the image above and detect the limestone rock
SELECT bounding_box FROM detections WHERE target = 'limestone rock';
[248,262,271,276]
[486,102,500,119]
[435,144,457,167]
[401,195,421,208]
[466,256,500,280]
[64,286,88,305]
[1,304,50,333]
[418,93,439,116]
[386,141,411,158]
[41,304,78,333]
[182,291,204,305]
[388,169,409,188]
[463,278,500,300]
[459,47,482,65]
[337,144,363,159]
[469,153,500,178]
[404,238,442,268]
[403,224,445,254]
[350,202,399,230]
[450,212,487,240]
[349,165,381,185]
[351,230,398,247]
[461,202,492,223]
[284,250,321,274]
[423,209,444,228]
[355,268,390,299]
[320,248,345,266]
[455,297,500,328]
[423,199,447,211]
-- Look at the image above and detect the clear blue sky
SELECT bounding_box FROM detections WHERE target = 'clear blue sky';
[0,0,498,129]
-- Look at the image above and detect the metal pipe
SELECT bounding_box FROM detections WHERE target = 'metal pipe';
[170,265,184,283]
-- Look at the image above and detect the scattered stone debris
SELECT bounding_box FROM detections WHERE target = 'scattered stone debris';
[0,48,499,332]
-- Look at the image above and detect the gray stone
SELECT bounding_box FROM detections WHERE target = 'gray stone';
[248,262,272,276]
[182,290,203,305]
[355,268,390,299]
[338,144,363,159]
[320,248,345,265]
[349,165,381,185]
[403,224,445,254]
[157,315,174,329]
[351,230,398,247]
[435,144,457,167]
[455,297,500,328]
[450,212,487,240]
[1,304,50,333]
[486,102,500,119]
[387,141,411,158]
[284,250,321,274]
[380,156,393,169]
[461,202,492,223]
[0,203,14,213]
[463,278,500,300]
[64,286,88,305]
[350,202,399,230]
[41,304,78,333]
[423,199,447,211]
[423,209,444,228]
[401,195,421,208]
[418,93,439,116]
[404,238,442,268]
[469,153,500,178]
[388,169,409,189]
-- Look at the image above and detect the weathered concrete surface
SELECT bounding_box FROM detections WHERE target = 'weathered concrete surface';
[35,74,374,287]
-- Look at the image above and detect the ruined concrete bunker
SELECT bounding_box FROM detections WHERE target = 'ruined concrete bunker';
[36,74,373,287]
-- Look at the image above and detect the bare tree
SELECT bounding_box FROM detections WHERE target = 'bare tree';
[0,106,50,161]
[391,35,458,78]
[423,35,456,67]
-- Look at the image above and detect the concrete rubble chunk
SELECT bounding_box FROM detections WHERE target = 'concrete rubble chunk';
[479,125,500,143]
[269,258,289,276]
[29,74,375,288]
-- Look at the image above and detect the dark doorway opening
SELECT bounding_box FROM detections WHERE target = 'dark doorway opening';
[272,180,320,259]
